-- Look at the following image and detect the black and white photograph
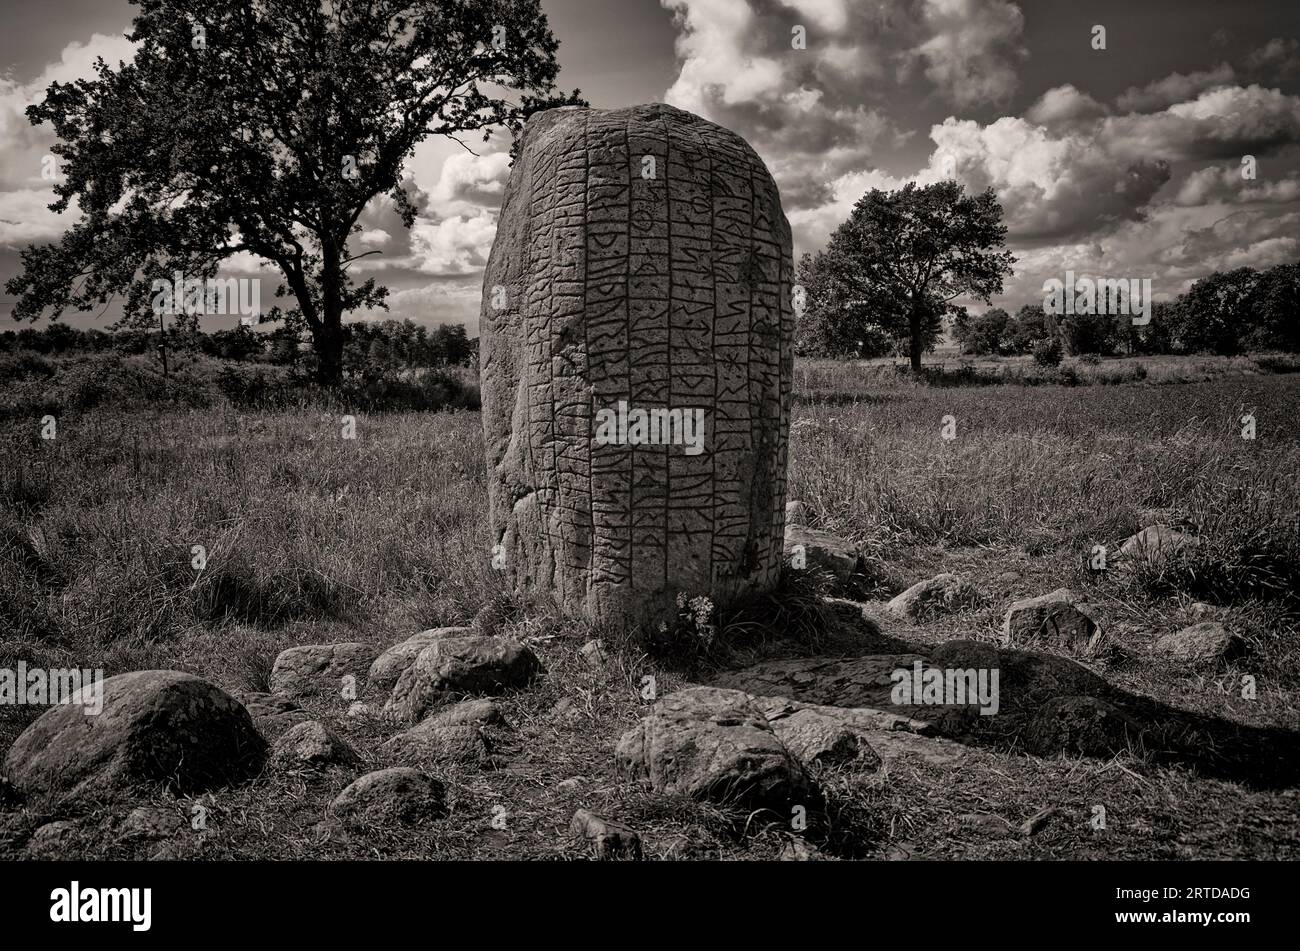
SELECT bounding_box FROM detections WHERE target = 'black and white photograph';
[0,0,1297,934]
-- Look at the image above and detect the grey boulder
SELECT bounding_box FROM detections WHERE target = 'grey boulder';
[4,670,266,802]
[615,686,816,807]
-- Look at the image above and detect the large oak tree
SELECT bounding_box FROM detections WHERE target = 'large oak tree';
[797,181,1015,370]
[6,0,580,383]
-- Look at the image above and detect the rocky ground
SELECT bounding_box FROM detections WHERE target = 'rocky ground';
[3,507,1297,862]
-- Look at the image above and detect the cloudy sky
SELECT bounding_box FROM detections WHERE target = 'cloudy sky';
[2,0,1299,333]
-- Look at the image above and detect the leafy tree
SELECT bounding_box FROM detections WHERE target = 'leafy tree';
[1245,262,1300,352]
[1126,299,1176,355]
[1060,312,1122,356]
[798,181,1014,370]
[954,307,1010,355]
[1169,267,1259,355]
[1004,303,1055,355]
[5,0,580,384]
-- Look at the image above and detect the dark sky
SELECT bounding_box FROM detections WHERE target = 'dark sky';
[2,0,1299,330]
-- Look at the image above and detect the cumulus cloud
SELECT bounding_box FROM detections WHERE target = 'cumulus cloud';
[1101,85,1300,162]
[660,0,1025,196]
[908,0,1025,108]
[1025,84,1108,128]
[1116,63,1236,113]
[431,151,513,210]
[408,209,496,276]
[1173,164,1300,206]
[1245,38,1300,81]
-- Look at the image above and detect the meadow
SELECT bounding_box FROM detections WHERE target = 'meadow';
[1,351,1298,859]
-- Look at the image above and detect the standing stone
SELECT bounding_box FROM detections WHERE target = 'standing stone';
[480,103,794,629]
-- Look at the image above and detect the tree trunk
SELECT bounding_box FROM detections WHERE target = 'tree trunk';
[909,306,923,372]
[312,315,344,386]
[313,241,345,386]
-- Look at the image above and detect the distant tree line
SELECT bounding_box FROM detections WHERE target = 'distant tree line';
[952,261,1300,359]
[0,318,477,376]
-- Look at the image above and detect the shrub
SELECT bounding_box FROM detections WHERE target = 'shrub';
[1032,338,1063,367]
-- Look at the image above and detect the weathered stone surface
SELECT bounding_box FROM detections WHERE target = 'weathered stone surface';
[380,723,492,765]
[4,670,266,801]
[26,820,80,858]
[422,698,507,729]
[748,693,964,768]
[1118,525,1200,567]
[1154,622,1245,664]
[615,686,815,806]
[233,690,311,739]
[1023,696,1144,757]
[766,707,882,770]
[579,639,609,669]
[1002,588,1105,657]
[120,806,187,839]
[887,573,978,620]
[480,103,794,630]
[272,720,359,768]
[270,642,376,700]
[367,627,472,693]
[328,768,445,826]
[571,808,643,860]
[714,654,932,714]
[778,838,828,861]
[384,636,539,723]
[784,524,862,582]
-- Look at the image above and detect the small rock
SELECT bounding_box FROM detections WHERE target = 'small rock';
[271,643,377,701]
[367,627,472,694]
[1023,696,1144,758]
[1118,525,1200,567]
[425,698,507,729]
[328,768,445,826]
[1154,622,1245,665]
[784,524,862,582]
[380,723,492,765]
[273,720,359,768]
[785,500,810,527]
[778,838,827,861]
[233,690,312,739]
[959,813,1013,836]
[887,573,979,621]
[615,686,816,807]
[120,806,186,839]
[570,808,643,860]
[1002,588,1105,657]
[579,639,609,669]
[1020,806,1064,837]
[384,636,540,724]
[4,670,267,802]
[26,820,80,858]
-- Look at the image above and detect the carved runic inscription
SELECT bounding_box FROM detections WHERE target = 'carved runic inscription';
[480,103,793,629]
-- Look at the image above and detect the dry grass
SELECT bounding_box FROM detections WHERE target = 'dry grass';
[1,355,1299,860]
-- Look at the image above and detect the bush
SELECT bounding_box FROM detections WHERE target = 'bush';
[1032,338,1063,367]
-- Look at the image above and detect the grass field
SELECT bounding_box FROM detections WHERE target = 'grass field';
[1,352,1298,860]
